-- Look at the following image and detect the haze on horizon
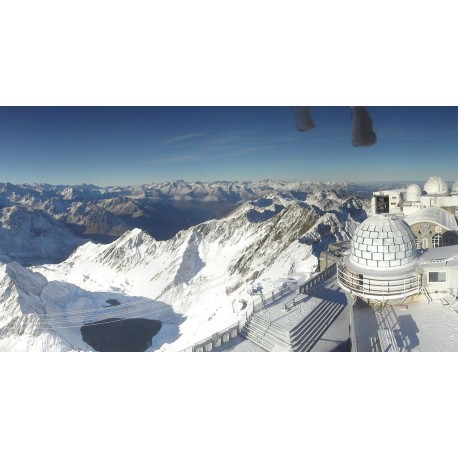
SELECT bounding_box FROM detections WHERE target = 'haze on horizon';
[1,106,458,186]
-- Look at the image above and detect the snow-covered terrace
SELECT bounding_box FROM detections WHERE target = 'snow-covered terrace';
[352,296,458,352]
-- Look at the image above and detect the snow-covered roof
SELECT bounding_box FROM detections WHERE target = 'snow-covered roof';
[417,244,458,268]
[404,207,458,231]
[349,214,417,269]
[405,183,422,202]
[424,176,449,195]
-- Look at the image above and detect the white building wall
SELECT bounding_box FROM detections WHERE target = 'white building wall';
[421,265,458,294]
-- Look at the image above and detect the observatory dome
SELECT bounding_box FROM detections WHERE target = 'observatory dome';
[350,214,417,269]
[451,181,458,194]
[424,176,449,195]
[406,184,422,202]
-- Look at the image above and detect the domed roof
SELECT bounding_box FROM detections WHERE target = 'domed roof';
[424,176,449,195]
[350,215,417,269]
[406,183,422,202]
[451,181,458,194]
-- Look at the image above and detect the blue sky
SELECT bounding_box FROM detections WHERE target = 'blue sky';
[1,106,457,186]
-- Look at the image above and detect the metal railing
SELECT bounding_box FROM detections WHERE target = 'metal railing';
[299,263,337,294]
[178,282,296,352]
[348,297,358,352]
[337,263,421,299]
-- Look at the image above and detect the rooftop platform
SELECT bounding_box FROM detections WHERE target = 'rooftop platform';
[417,244,458,267]
[352,295,458,352]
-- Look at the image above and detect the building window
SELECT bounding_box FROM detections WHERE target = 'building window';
[432,233,443,248]
[429,272,446,283]
[414,237,421,249]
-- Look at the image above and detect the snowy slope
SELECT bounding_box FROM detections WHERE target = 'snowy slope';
[32,190,366,350]
[0,206,84,265]
[0,260,180,351]
[0,262,74,351]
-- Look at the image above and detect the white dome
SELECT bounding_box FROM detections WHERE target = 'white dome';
[424,176,449,195]
[451,181,458,194]
[406,184,422,202]
[350,214,417,269]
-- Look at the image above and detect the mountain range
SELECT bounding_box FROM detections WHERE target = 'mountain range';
[0,181,368,351]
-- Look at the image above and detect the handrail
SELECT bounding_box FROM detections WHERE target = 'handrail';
[178,282,296,352]
[299,262,337,294]
[349,298,358,352]
[337,263,421,298]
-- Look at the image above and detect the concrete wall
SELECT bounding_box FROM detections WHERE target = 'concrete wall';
[410,223,458,249]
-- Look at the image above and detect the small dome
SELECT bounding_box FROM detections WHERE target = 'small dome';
[424,176,449,195]
[451,181,458,194]
[406,184,422,202]
[350,214,417,269]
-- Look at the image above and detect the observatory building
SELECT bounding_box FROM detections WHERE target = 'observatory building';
[371,176,458,220]
[370,176,458,249]
[337,214,421,302]
[335,177,458,304]
[337,214,458,305]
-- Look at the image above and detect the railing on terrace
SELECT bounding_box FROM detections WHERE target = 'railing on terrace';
[299,262,337,295]
[337,263,421,299]
[178,282,296,352]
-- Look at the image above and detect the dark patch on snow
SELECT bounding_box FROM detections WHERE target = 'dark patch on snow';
[104,298,121,306]
[81,318,162,352]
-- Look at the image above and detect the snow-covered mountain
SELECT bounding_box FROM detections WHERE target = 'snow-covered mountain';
[0,262,74,351]
[0,180,367,241]
[0,206,83,265]
[26,190,367,351]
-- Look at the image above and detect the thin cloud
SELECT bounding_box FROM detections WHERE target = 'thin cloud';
[162,132,206,146]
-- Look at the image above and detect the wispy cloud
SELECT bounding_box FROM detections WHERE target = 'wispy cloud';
[144,129,294,166]
[162,132,206,146]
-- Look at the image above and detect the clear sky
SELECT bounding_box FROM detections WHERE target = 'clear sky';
[1,106,457,186]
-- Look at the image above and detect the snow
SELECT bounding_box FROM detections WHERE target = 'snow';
[353,296,458,351]
[417,244,458,267]
[404,206,458,231]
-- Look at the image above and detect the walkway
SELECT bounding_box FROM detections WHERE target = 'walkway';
[221,274,350,352]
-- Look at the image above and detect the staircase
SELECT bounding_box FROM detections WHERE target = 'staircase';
[241,299,345,352]
[241,314,292,352]
[289,300,345,352]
